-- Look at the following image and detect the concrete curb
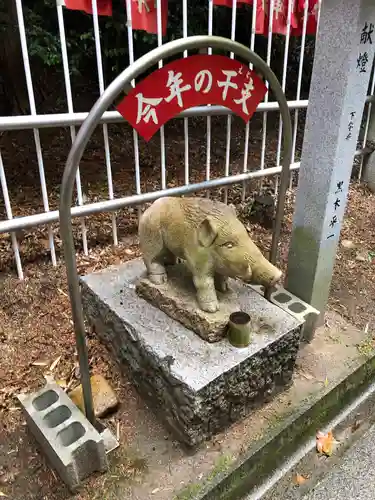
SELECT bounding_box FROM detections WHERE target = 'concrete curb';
[176,349,375,500]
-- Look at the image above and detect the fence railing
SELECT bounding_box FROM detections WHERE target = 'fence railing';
[1,0,374,281]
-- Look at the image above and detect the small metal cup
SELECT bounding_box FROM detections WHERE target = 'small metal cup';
[227,311,252,348]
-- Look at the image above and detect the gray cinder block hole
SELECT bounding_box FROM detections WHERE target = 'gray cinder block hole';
[43,405,72,428]
[57,421,86,447]
[273,292,291,304]
[288,302,307,314]
[32,389,59,411]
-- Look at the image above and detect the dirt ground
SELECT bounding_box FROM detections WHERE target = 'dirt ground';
[1,114,375,499]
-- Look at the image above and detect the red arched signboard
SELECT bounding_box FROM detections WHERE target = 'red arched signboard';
[116,54,268,142]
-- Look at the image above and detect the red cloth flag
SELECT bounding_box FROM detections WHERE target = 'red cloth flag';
[212,0,318,37]
[213,0,233,6]
[64,0,112,16]
[131,0,168,36]
[291,0,319,36]
[256,0,299,36]
[255,0,267,34]
[213,0,254,6]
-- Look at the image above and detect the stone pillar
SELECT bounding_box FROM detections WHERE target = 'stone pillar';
[286,0,375,332]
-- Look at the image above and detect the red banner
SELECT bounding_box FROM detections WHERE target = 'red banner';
[213,0,232,6]
[64,0,112,16]
[117,54,267,142]
[265,0,300,36]
[213,0,253,5]
[212,0,319,36]
[130,0,168,36]
[291,0,319,36]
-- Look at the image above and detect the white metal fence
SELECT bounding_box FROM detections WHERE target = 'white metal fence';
[0,0,374,280]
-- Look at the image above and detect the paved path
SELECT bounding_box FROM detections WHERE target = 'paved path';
[302,423,375,500]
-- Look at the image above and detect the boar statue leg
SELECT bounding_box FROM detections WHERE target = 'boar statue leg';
[214,274,229,293]
[192,274,219,313]
[140,231,169,284]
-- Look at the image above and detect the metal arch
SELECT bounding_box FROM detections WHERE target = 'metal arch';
[59,35,293,426]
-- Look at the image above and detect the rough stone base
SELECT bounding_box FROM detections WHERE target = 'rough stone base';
[135,262,278,343]
[80,258,303,447]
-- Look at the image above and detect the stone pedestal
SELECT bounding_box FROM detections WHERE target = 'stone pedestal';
[135,262,278,343]
[80,258,303,447]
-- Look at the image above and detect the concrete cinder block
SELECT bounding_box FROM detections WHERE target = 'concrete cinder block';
[249,284,320,342]
[17,381,108,492]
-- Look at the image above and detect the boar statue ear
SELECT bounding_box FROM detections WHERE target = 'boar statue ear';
[198,217,218,247]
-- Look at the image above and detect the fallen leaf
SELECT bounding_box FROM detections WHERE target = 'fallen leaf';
[356,251,368,262]
[293,473,308,486]
[341,239,356,249]
[151,488,160,494]
[316,430,335,456]
[41,238,50,250]
[324,376,329,387]
[49,355,62,372]
[31,361,48,367]
[351,419,362,432]
[0,492,8,497]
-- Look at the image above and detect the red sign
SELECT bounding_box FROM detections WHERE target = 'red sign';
[65,0,112,16]
[130,0,168,36]
[117,55,267,142]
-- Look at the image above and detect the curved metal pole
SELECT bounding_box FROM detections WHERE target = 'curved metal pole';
[59,35,293,425]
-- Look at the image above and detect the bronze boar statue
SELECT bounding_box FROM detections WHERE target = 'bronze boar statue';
[138,196,282,313]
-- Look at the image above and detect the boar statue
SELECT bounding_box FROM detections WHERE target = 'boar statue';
[138,196,282,313]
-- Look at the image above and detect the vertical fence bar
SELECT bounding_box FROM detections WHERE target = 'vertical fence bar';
[125,0,142,217]
[0,151,23,279]
[223,0,237,204]
[15,0,57,266]
[260,0,275,186]
[242,0,258,201]
[91,0,118,246]
[290,0,309,188]
[183,0,189,185]
[206,0,214,196]
[57,4,88,255]
[359,64,375,180]
[156,0,167,190]
[275,0,293,178]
